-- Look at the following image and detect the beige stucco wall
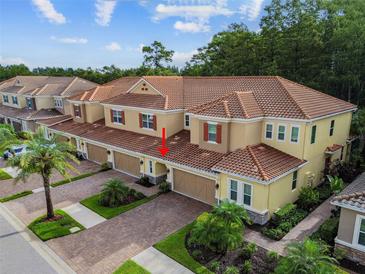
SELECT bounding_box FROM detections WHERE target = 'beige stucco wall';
[85,103,104,123]
[1,93,26,108]
[131,81,160,95]
[72,103,86,123]
[63,100,72,115]
[337,208,365,244]
[104,106,184,138]
[197,120,229,153]
[35,97,53,109]
[229,121,262,151]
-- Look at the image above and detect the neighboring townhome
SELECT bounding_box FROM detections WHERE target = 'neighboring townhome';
[331,172,365,265]
[38,76,356,224]
[0,76,98,132]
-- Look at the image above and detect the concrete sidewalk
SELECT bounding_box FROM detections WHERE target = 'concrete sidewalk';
[133,247,193,274]
[62,203,106,229]
[0,203,75,274]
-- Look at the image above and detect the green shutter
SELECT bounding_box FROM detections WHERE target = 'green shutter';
[311,125,317,144]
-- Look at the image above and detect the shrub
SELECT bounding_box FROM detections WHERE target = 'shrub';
[289,209,308,225]
[273,203,297,224]
[209,260,220,272]
[242,260,252,274]
[99,162,111,171]
[191,249,202,259]
[262,227,286,240]
[277,221,293,233]
[327,175,345,195]
[17,131,32,140]
[333,247,347,261]
[158,180,170,193]
[189,201,251,253]
[240,242,257,260]
[266,251,279,263]
[297,186,320,211]
[223,266,239,274]
[99,179,129,207]
[312,217,339,245]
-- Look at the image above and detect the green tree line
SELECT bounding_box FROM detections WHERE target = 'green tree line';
[0,0,364,106]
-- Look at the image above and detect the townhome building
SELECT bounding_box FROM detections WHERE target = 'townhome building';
[0,76,98,132]
[36,76,356,224]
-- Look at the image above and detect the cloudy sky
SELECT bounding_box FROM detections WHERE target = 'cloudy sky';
[0,0,268,69]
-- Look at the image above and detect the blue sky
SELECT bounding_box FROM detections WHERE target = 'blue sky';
[0,0,269,69]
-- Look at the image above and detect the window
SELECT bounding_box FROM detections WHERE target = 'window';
[148,160,153,174]
[3,95,9,103]
[26,98,33,109]
[277,125,286,141]
[112,110,123,124]
[292,170,298,190]
[330,120,335,136]
[355,215,365,248]
[208,123,217,142]
[54,98,63,108]
[291,126,300,143]
[230,180,238,201]
[185,114,190,127]
[12,96,18,105]
[243,184,252,206]
[311,125,317,144]
[265,123,273,139]
[142,113,154,129]
[74,104,81,118]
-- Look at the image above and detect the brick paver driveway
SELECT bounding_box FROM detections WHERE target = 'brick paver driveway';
[5,169,157,224]
[47,192,210,274]
[0,160,99,198]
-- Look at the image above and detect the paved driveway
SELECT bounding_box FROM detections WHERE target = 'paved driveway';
[0,160,99,198]
[47,192,210,274]
[5,169,157,225]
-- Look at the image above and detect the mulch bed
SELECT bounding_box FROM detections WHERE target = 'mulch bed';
[185,232,277,274]
[135,177,155,188]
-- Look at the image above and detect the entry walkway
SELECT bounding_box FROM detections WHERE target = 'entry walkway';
[62,203,106,229]
[244,195,335,255]
[133,247,193,274]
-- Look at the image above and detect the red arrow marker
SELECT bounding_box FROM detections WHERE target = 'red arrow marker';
[159,128,169,157]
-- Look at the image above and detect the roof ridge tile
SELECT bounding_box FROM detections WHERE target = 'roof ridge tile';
[247,145,269,181]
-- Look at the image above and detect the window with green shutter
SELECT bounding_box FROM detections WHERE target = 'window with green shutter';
[311,125,317,144]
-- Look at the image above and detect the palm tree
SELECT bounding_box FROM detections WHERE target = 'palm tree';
[0,124,20,153]
[99,179,129,207]
[275,239,338,274]
[212,200,253,226]
[8,128,78,219]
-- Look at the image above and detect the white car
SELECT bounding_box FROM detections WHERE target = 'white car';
[3,145,28,160]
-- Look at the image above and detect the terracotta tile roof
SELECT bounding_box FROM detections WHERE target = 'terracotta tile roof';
[188,91,264,119]
[104,94,167,110]
[332,172,365,212]
[70,77,140,102]
[212,144,305,182]
[0,76,97,97]
[0,104,65,121]
[36,115,72,126]
[101,76,355,119]
[325,144,343,153]
[49,120,226,173]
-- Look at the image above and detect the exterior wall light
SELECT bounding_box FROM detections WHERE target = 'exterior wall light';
[215,183,220,189]
[140,160,144,165]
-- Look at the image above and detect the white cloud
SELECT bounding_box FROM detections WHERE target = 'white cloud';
[0,56,27,66]
[174,21,210,33]
[105,42,121,51]
[95,0,117,26]
[173,50,198,66]
[32,0,66,24]
[50,36,88,44]
[240,0,265,21]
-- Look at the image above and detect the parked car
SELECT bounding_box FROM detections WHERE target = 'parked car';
[3,145,28,160]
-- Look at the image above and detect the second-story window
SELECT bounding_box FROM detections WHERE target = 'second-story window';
[291,126,300,143]
[12,96,18,105]
[329,120,335,136]
[208,123,217,142]
[185,114,190,127]
[142,113,154,129]
[265,123,273,139]
[277,125,286,141]
[112,110,124,124]
[55,98,63,108]
[26,98,33,109]
[311,125,317,144]
[74,104,81,118]
[3,95,9,103]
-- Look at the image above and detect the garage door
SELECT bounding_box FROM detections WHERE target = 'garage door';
[56,135,68,143]
[12,121,22,132]
[114,152,140,177]
[173,169,216,205]
[87,143,108,164]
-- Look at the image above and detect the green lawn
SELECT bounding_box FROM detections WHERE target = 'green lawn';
[50,172,98,187]
[0,169,12,180]
[0,190,33,203]
[80,193,158,219]
[28,209,85,241]
[113,260,150,274]
[153,223,212,274]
